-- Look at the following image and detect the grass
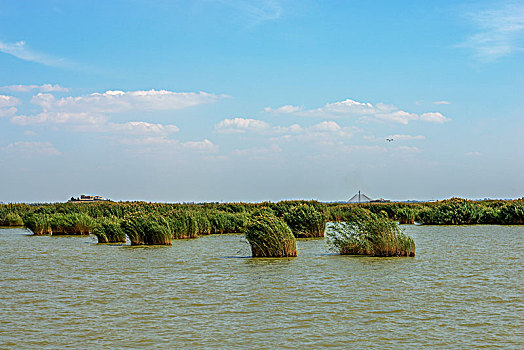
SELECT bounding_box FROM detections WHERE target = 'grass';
[245,211,297,257]
[328,213,415,257]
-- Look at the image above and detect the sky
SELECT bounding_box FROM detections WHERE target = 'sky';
[0,0,523,203]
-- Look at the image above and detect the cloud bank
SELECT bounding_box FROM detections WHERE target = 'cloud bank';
[0,84,69,92]
[30,89,221,114]
[10,89,223,137]
[265,98,450,124]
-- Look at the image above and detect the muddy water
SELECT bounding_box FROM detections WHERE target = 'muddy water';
[0,225,522,349]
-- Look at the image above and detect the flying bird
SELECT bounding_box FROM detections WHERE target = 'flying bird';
[386,138,394,142]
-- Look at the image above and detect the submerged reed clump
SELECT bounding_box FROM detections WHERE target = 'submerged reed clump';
[245,212,297,257]
[92,217,126,243]
[121,214,172,245]
[328,214,415,257]
[283,204,327,238]
[24,214,52,235]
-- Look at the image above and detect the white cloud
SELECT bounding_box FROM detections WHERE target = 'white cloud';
[12,111,181,140]
[395,146,421,153]
[214,117,271,134]
[302,121,357,142]
[0,95,21,107]
[0,40,73,68]
[214,118,358,146]
[0,95,20,117]
[119,136,218,153]
[433,100,451,105]
[11,112,107,126]
[12,89,221,126]
[273,124,303,134]
[466,151,483,157]
[119,136,177,146]
[106,121,179,135]
[12,113,179,136]
[272,121,359,147]
[181,139,217,152]
[0,84,69,92]
[2,141,60,156]
[308,120,341,132]
[9,88,221,137]
[386,134,426,141]
[265,98,447,124]
[231,144,282,160]
[305,99,374,117]
[374,105,418,124]
[30,89,221,114]
[264,104,302,114]
[0,107,17,117]
[420,112,451,123]
[459,2,524,61]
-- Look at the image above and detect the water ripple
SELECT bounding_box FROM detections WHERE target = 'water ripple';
[0,226,523,349]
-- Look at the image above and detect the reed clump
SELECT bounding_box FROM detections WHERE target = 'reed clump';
[0,213,24,226]
[282,204,327,238]
[92,217,126,243]
[497,202,524,224]
[395,208,416,224]
[245,212,297,257]
[328,213,415,257]
[24,214,52,235]
[121,214,172,245]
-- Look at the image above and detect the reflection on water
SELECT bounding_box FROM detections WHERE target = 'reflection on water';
[0,226,522,349]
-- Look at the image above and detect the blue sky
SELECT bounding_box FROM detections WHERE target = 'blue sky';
[0,0,523,202]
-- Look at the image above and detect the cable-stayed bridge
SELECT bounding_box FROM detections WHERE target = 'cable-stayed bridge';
[347,190,374,203]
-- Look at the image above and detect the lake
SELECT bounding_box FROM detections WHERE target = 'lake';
[0,225,522,349]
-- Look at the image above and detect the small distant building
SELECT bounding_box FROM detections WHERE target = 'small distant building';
[370,198,391,203]
[69,195,104,202]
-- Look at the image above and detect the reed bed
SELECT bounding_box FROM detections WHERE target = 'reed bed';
[245,211,297,257]
[49,213,95,235]
[328,214,415,257]
[0,197,522,240]
[167,212,200,239]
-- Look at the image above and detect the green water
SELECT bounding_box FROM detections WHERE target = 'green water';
[1,225,522,349]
